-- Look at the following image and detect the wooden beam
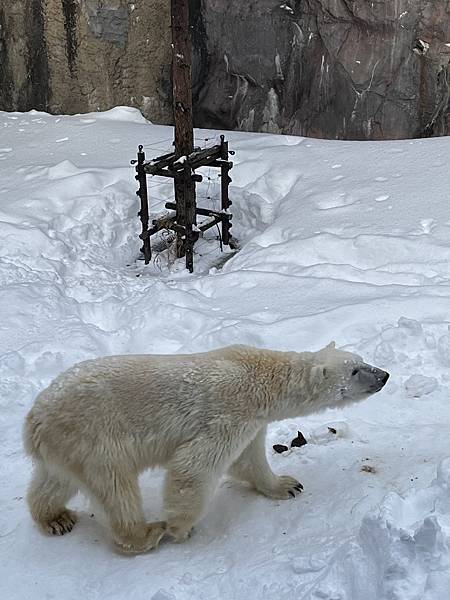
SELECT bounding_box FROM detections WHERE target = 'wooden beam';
[220,136,232,245]
[198,216,222,233]
[165,202,230,221]
[135,145,152,264]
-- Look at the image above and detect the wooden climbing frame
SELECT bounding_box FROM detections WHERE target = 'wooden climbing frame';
[131,0,235,272]
[132,135,234,272]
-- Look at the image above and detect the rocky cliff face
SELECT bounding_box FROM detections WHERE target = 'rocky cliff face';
[0,1,172,123]
[1,1,450,139]
[194,0,450,139]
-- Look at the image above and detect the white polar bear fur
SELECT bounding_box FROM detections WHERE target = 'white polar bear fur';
[24,343,382,554]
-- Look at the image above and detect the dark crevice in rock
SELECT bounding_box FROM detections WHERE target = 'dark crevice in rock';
[23,0,49,111]
[0,8,13,110]
[61,0,78,76]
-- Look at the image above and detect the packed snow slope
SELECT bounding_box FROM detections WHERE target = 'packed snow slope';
[2,107,450,600]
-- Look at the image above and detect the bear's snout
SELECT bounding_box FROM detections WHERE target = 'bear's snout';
[356,365,390,393]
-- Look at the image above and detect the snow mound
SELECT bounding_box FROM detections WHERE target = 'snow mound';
[88,106,150,123]
[302,458,450,600]
[359,458,450,600]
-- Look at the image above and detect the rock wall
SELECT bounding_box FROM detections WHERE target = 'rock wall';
[194,0,450,139]
[1,1,450,139]
[0,0,172,123]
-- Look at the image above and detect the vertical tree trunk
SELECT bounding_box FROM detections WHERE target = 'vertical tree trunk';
[171,0,194,157]
[171,0,196,269]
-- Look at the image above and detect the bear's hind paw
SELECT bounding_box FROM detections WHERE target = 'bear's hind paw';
[114,521,166,555]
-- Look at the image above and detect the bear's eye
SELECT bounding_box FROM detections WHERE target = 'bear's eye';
[351,368,359,376]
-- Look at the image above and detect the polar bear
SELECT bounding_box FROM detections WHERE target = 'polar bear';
[24,343,389,554]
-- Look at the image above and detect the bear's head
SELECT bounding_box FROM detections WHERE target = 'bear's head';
[320,341,388,401]
[288,342,389,415]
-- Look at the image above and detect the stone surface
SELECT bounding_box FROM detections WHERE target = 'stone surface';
[1,0,450,139]
[194,0,450,139]
[0,0,172,123]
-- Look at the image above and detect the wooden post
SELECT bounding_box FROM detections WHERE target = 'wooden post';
[220,135,232,246]
[171,0,196,269]
[136,145,151,264]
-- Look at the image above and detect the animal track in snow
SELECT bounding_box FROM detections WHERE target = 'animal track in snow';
[404,375,438,398]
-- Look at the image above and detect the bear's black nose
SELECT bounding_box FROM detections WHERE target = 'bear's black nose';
[382,371,390,384]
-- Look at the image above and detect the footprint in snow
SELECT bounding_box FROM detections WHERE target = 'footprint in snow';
[404,375,438,398]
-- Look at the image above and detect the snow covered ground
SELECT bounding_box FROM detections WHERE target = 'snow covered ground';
[2,107,450,599]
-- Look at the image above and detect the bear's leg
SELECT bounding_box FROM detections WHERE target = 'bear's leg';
[162,443,222,543]
[84,466,165,554]
[27,461,78,535]
[229,426,303,499]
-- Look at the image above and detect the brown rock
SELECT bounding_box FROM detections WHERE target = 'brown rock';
[291,430,307,448]
[273,444,289,454]
[0,0,172,122]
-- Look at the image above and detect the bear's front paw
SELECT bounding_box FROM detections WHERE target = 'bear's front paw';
[260,475,303,500]
[114,521,166,555]
[44,509,77,535]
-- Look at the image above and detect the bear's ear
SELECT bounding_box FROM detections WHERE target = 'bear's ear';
[319,341,336,354]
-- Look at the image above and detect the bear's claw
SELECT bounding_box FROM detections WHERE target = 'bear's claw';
[260,475,304,500]
[45,510,77,535]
